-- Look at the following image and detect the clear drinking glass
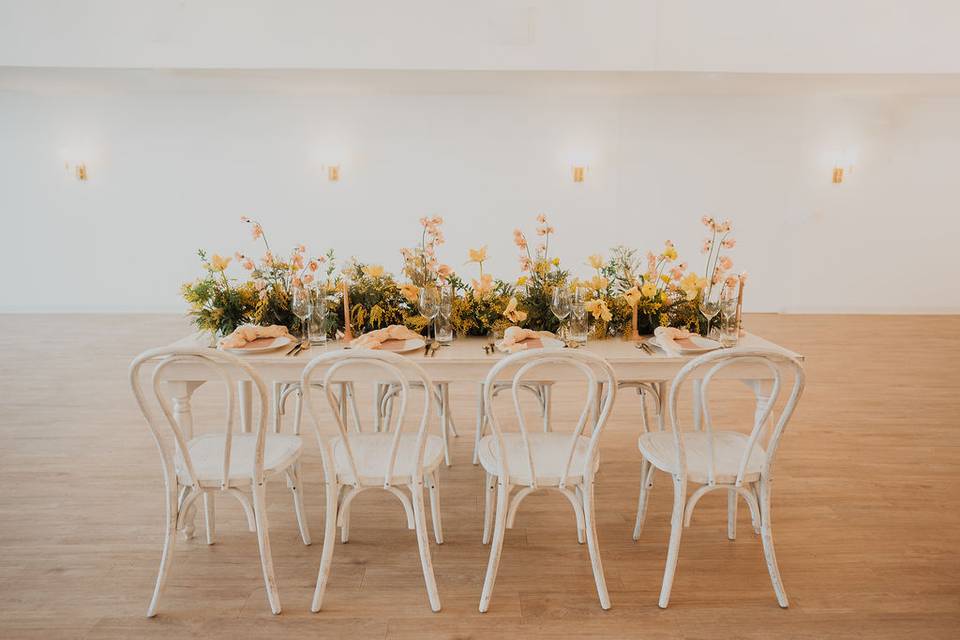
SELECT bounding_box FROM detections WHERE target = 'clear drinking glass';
[307,290,329,346]
[291,286,311,342]
[418,285,440,341]
[569,302,589,345]
[437,284,454,344]
[719,285,739,347]
[551,287,571,339]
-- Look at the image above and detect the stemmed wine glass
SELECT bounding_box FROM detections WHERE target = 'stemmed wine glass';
[291,286,311,343]
[699,291,720,339]
[418,285,440,342]
[551,287,572,340]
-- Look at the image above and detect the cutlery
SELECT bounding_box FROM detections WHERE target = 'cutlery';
[290,342,305,357]
[429,342,440,357]
[423,341,432,356]
[285,340,303,356]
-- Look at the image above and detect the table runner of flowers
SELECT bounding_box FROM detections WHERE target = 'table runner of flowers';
[182,214,741,339]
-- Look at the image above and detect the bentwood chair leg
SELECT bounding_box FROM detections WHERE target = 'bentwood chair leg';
[759,477,789,607]
[428,471,444,544]
[582,479,611,610]
[288,464,312,545]
[479,481,509,612]
[482,472,495,544]
[203,491,215,545]
[412,479,442,612]
[727,490,738,541]
[251,481,281,614]
[633,459,655,540]
[658,474,687,609]
[473,387,485,465]
[311,478,339,613]
[146,484,178,617]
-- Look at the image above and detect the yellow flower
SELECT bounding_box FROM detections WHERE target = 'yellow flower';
[641,282,657,298]
[516,275,528,287]
[400,283,419,304]
[467,246,488,264]
[210,254,231,271]
[586,275,609,291]
[472,273,494,299]
[662,246,678,261]
[504,297,528,323]
[622,286,642,307]
[551,257,560,267]
[587,254,604,270]
[661,274,671,284]
[584,299,612,322]
[363,264,385,278]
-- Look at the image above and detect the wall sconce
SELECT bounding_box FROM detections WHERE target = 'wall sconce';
[831,150,853,184]
[572,166,586,183]
[327,165,340,182]
[65,161,88,181]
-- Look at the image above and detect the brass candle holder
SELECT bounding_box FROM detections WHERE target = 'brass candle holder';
[341,278,353,342]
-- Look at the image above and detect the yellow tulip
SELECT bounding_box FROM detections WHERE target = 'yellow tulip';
[467,246,488,263]
[584,299,612,322]
[587,275,609,291]
[663,246,678,261]
[400,283,419,304]
[210,254,231,271]
[504,297,528,323]
[363,264,385,278]
[587,254,604,270]
[622,286,642,307]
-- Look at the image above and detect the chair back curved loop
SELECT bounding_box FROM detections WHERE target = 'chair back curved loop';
[668,348,805,486]
[301,349,434,488]
[483,349,617,489]
[129,346,271,489]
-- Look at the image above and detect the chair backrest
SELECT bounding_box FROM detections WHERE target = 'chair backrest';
[667,348,805,486]
[483,349,617,489]
[129,346,271,489]
[300,349,434,487]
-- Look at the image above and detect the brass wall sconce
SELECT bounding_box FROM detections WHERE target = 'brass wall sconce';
[65,162,88,181]
[572,166,586,183]
[832,166,844,184]
[327,165,340,182]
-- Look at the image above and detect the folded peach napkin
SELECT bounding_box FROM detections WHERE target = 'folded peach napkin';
[218,324,291,349]
[350,324,422,349]
[653,326,695,356]
[498,326,544,354]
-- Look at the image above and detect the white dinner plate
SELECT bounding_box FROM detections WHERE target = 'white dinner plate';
[374,337,427,353]
[221,335,294,354]
[495,335,565,352]
[648,335,722,354]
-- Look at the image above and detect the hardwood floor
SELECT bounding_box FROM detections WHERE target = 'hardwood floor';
[1,314,958,639]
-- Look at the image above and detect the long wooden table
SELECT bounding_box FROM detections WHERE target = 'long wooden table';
[160,332,804,441]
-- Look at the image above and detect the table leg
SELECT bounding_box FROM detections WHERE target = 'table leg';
[239,380,253,433]
[166,380,203,539]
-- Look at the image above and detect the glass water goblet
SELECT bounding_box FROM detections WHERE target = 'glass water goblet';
[551,287,572,340]
[719,285,739,347]
[699,297,720,339]
[307,290,330,346]
[291,286,311,342]
[569,302,589,345]
[418,286,440,341]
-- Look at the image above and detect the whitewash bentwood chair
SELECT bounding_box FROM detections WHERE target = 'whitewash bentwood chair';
[477,349,617,612]
[130,347,309,616]
[633,348,805,608]
[301,349,444,613]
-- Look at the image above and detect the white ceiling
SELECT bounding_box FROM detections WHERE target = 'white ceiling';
[1,0,959,74]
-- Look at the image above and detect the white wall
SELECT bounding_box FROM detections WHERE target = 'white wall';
[1,70,958,313]
[2,0,960,73]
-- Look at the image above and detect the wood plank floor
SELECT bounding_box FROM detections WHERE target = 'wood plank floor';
[1,314,958,639]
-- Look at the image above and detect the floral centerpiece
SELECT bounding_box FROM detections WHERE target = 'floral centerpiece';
[508,214,569,333]
[449,246,513,336]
